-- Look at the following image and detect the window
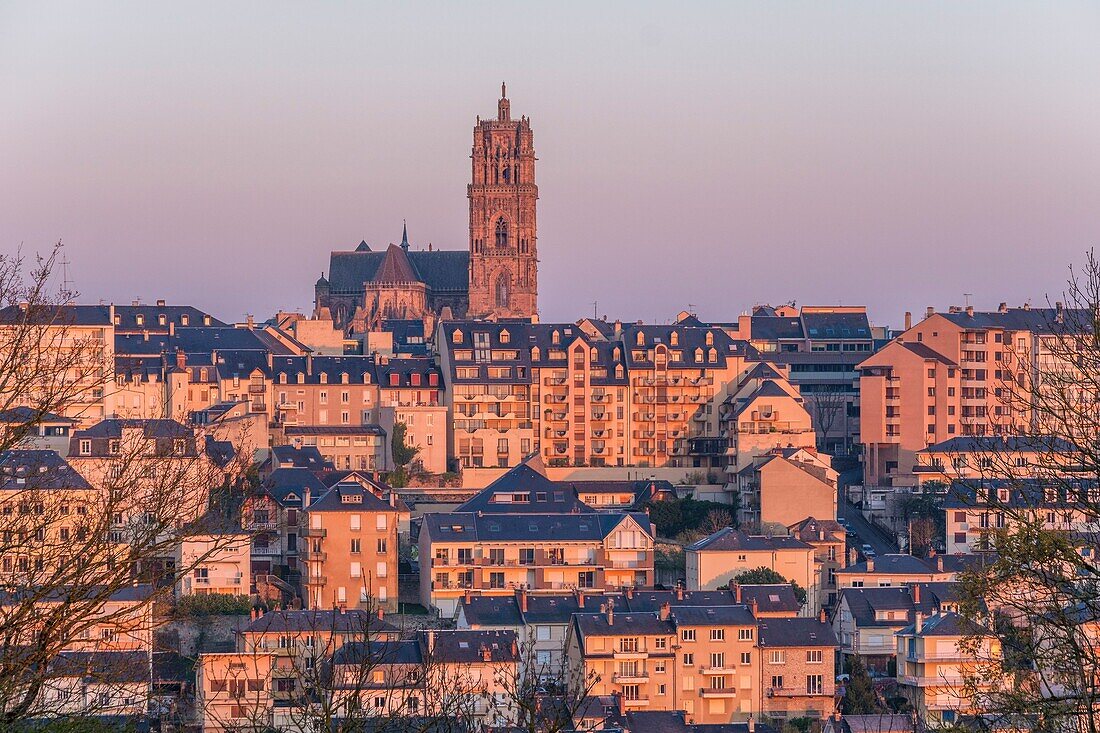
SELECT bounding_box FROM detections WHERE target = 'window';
[740,652,751,665]
[738,628,753,641]
[770,650,785,664]
[681,629,696,642]
[79,440,91,455]
[350,562,361,578]
[710,652,725,669]
[772,675,784,689]
[377,538,388,554]
[654,637,666,649]
[807,674,824,694]
[376,561,387,578]
[710,628,724,641]
[350,514,361,531]
[376,515,387,530]
[495,217,509,247]
[683,653,694,666]
[806,649,823,664]
[489,572,505,589]
[351,539,361,554]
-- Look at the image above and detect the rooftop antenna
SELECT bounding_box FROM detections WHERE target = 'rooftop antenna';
[687,303,697,316]
[964,293,973,307]
[592,301,598,319]
[58,245,73,295]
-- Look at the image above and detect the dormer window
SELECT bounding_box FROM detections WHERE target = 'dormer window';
[706,332,714,346]
[157,314,166,326]
[203,315,212,326]
[615,365,624,379]
[532,346,541,361]
[341,372,349,384]
[297,373,305,384]
[552,331,560,345]
[500,330,510,344]
[279,373,287,384]
[363,373,372,384]
[708,348,717,363]
[319,373,328,384]
[613,347,621,361]
[670,332,679,346]
[411,373,422,387]
[428,372,439,387]
[389,373,400,387]
[636,332,645,346]
[695,348,703,362]
[109,440,121,455]
[113,314,121,325]
[135,314,144,326]
[181,314,190,326]
[453,330,464,344]
[79,440,91,455]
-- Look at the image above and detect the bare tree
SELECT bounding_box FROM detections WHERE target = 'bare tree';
[809,386,850,454]
[950,253,1100,733]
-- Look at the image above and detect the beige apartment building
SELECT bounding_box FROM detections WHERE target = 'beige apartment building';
[196,652,274,732]
[735,447,837,530]
[175,531,251,597]
[685,528,816,608]
[301,479,402,612]
[757,615,838,720]
[788,517,846,610]
[859,304,1075,487]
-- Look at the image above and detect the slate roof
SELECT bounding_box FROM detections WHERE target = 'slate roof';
[837,587,917,628]
[0,407,74,424]
[49,651,151,683]
[0,303,223,329]
[459,595,525,627]
[423,511,649,543]
[758,617,837,647]
[456,457,591,514]
[262,468,326,506]
[941,479,1099,509]
[284,425,385,436]
[115,327,288,357]
[670,605,756,626]
[836,554,939,576]
[802,309,872,340]
[244,609,398,635]
[327,248,470,294]
[72,418,191,439]
[572,612,675,639]
[920,435,1076,453]
[0,450,91,490]
[623,712,776,733]
[737,584,803,614]
[898,341,957,365]
[372,243,420,284]
[687,527,812,553]
[622,589,739,612]
[787,517,845,542]
[428,629,518,664]
[307,482,396,513]
[897,611,986,637]
[332,639,422,667]
[271,445,335,471]
[749,315,805,342]
[937,307,1090,333]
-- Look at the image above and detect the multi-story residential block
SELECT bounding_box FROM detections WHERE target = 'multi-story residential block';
[40,651,151,723]
[175,531,251,597]
[832,583,962,675]
[734,447,837,529]
[282,425,387,472]
[669,605,761,723]
[420,458,655,616]
[787,518,846,609]
[859,304,1077,488]
[301,479,401,612]
[718,363,817,486]
[2,584,155,652]
[374,357,447,474]
[685,528,815,608]
[942,479,1100,554]
[245,467,322,579]
[0,407,75,455]
[757,615,838,720]
[834,553,982,589]
[896,612,1000,727]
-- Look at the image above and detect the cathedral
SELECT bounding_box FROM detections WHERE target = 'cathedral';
[315,84,539,333]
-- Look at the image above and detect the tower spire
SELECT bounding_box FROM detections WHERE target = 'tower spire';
[400,219,409,251]
[501,81,506,99]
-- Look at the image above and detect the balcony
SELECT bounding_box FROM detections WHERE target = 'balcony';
[700,666,738,675]
[305,575,328,586]
[767,687,826,698]
[252,545,283,557]
[613,648,649,660]
[612,672,650,684]
[246,520,279,531]
[301,527,327,538]
[249,383,266,394]
[699,687,737,698]
[622,697,650,708]
[300,549,326,561]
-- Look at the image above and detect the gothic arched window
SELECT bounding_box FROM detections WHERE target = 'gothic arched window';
[495,217,509,248]
[495,274,510,309]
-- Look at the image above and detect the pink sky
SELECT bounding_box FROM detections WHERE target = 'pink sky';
[2,2,1099,327]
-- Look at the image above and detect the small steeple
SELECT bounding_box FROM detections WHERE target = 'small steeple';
[400,220,410,252]
[498,82,510,122]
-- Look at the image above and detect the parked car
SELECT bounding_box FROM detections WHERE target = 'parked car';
[861,543,876,558]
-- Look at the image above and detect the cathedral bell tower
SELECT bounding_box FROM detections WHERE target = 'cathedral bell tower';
[467,83,538,319]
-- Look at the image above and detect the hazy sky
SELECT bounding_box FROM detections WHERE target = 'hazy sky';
[3,2,1099,329]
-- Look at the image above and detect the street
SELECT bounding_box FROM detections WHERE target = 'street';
[837,467,899,557]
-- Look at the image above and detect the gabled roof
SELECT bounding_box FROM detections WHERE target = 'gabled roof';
[271,445,335,471]
[787,517,845,542]
[836,554,938,576]
[72,418,191,440]
[572,611,675,639]
[897,610,986,638]
[427,629,518,664]
[424,511,650,543]
[670,605,756,626]
[0,407,74,424]
[244,609,398,635]
[307,482,396,513]
[327,247,470,294]
[48,651,151,683]
[0,450,91,490]
[687,527,812,553]
[758,617,837,647]
[920,435,1076,454]
[262,468,326,506]
[456,456,590,514]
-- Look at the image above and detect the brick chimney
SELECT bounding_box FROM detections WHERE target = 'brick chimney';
[606,599,614,626]
[480,644,492,662]
[659,602,670,621]
[377,607,385,622]
[750,599,758,617]
[175,349,186,369]
[615,690,625,717]
[626,586,634,600]
[866,558,874,572]
[912,584,921,605]
[904,311,912,330]
[819,608,826,623]
[463,588,472,605]
[427,629,435,652]
[576,589,585,607]
[518,588,528,613]
[676,585,684,602]
[936,556,944,572]
[915,612,923,634]
[734,584,742,604]
[748,715,756,733]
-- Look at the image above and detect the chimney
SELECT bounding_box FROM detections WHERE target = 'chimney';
[463,588,472,605]
[480,644,492,662]
[175,349,186,369]
[427,629,435,652]
[606,599,614,626]
[734,584,742,604]
[915,612,923,634]
[818,529,825,541]
[965,305,974,317]
[246,314,254,329]
[819,608,826,623]
[169,321,175,337]
[925,306,934,319]
[1056,301,1065,324]
[156,299,166,307]
[659,602,670,621]
[750,599,758,617]
[267,352,273,370]
[389,491,396,507]
[904,311,912,330]
[866,558,874,572]
[576,589,585,607]
[518,588,528,613]
[676,585,684,602]
[912,584,921,605]
[748,715,756,733]
[936,556,944,572]
[998,302,1008,314]
[377,607,385,622]
[615,690,625,717]
[250,607,257,621]
[306,353,313,375]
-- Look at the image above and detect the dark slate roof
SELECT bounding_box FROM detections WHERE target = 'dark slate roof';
[687,527,812,553]
[461,593,622,626]
[245,609,398,635]
[787,517,845,542]
[270,355,377,384]
[332,639,422,667]
[897,611,985,638]
[941,479,1099,509]
[49,651,151,683]
[897,341,957,365]
[0,583,155,605]
[0,407,74,424]
[838,587,917,628]
[456,459,590,514]
[670,605,756,626]
[284,425,385,436]
[459,595,525,627]
[423,511,649,543]
[750,315,804,342]
[0,303,223,329]
[307,482,396,513]
[802,310,872,340]
[373,357,442,389]
[737,584,803,614]
[622,589,737,612]
[920,435,1076,453]
[620,325,744,369]
[115,327,287,357]
[624,712,776,733]
[262,468,326,506]
[73,418,191,439]
[0,450,91,490]
[937,307,1090,333]
[572,612,675,639]
[271,445,335,471]
[758,618,838,647]
[427,629,518,664]
[327,248,470,294]
[836,554,937,576]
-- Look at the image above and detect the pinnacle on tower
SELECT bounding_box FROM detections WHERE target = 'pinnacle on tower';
[401,220,409,251]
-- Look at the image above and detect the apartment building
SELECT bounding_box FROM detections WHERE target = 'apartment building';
[757,615,838,720]
[913,435,1076,486]
[718,363,817,485]
[859,304,1078,488]
[787,518,846,610]
[942,479,1100,554]
[896,612,1000,728]
[39,651,151,724]
[301,479,402,612]
[438,320,749,470]
[2,584,155,653]
[245,467,323,578]
[834,554,981,589]
[175,531,251,597]
[374,357,447,474]
[0,406,75,455]
[685,528,815,607]
[833,583,962,675]
[734,448,837,530]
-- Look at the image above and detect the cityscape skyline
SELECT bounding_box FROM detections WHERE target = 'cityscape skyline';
[3,2,1099,327]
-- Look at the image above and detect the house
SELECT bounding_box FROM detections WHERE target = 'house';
[685,528,815,608]
[175,531,251,597]
[735,446,836,530]
[196,652,274,732]
[757,615,838,720]
[788,517,846,610]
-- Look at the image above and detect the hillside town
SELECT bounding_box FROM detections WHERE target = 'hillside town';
[2,87,1097,733]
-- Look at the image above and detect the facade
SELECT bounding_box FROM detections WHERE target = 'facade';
[685,528,816,608]
[735,448,837,530]
[316,86,538,331]
[757,616,838,720]
[175,532,251,597]
[196,652,274,732]
[787,517,846,610]
[301,479,402,612]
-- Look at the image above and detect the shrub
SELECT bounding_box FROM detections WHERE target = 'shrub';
[174,593,253,618]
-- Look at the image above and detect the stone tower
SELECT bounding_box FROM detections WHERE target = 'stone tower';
[467,83,538,319]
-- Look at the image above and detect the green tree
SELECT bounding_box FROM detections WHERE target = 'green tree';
[391,422,418,466]
[732,567,807,605]
[842,655,879,714]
